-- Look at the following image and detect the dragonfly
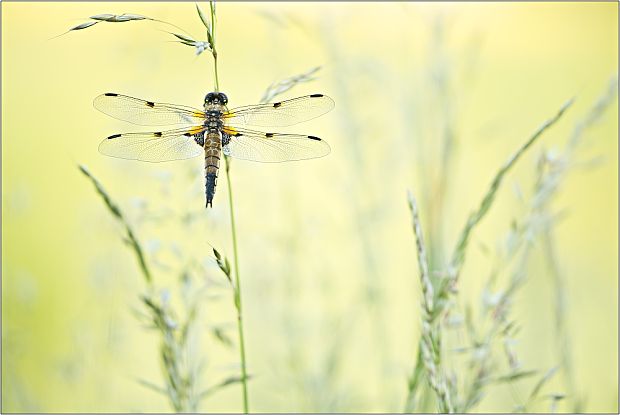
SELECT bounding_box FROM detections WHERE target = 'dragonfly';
[94,91,334,207]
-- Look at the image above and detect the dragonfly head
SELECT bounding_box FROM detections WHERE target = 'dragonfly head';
[204,92,228,106]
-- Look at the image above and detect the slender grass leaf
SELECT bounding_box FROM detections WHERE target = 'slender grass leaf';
[198,375,253,400]
[449,98,574,280]
[169,31,196,43]
[529,367,559,401]
[494,369,538,383]
[136,378,168,396]
[212,327,233,348]
[196,3,211,32]
[79,165,153,283]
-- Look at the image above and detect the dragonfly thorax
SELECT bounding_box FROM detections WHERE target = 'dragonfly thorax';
[204,115,223,131]
[206,120,222,129]
[205,109,223,117]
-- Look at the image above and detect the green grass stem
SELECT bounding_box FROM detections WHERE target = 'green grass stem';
[207,1,249,411]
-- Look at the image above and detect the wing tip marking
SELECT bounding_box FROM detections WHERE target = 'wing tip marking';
[104,93,118,97]
[308,135,321,141]
[310,93,324,98]
[107,134,122,139]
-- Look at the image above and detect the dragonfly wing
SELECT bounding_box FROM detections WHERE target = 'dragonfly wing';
[221,126,330,163]
[94,93,206,126]
[99,126,205,162]
[223,94,334,127]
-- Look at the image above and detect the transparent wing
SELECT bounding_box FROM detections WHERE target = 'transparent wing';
[223,94,334,128]
[222,126,330,163]
[99,126,205,162]
[94,93,206,126]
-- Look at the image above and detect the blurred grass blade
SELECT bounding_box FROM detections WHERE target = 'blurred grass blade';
[79,165,153,284]
[136,378,168,396]
[529,367,559,402]
[495,369,537,383]
[198,375,253,401]
[211,326,234,348]
[449,98,574,281]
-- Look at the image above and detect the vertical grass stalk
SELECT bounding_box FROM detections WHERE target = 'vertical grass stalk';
[225,159,249,413]
[207,2,249,412]
[209,1,220,92]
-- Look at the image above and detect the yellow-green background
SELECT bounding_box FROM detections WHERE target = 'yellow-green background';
[2,2,617,412]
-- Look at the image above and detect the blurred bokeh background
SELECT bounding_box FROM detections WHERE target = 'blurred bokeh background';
[2,2,617,412]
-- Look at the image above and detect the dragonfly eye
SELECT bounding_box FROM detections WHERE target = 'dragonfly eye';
[218,93,228,105]
[204,92,216,104]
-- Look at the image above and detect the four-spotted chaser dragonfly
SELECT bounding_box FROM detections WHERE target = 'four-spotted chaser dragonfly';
[94,91,334,207]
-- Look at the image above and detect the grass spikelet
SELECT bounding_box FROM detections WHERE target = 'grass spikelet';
[407,191,453,413]
[405,98,575,413]
[260,66,322,103]
[53,11,195,42]
[527,78,617,411]
[212,247,232,283]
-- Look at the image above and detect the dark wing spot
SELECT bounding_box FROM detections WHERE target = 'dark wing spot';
[265,133,274,138]
[154,132,162,137]
[146,101,155,107]
[310,93,323,98]
[273,102,282,108]
[308,135,321,141]
[104,93,118,97]
[183,132,192,137]
[107,134,122,139]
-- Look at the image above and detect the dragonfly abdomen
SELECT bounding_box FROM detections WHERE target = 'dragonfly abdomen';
[204,130,222,208]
